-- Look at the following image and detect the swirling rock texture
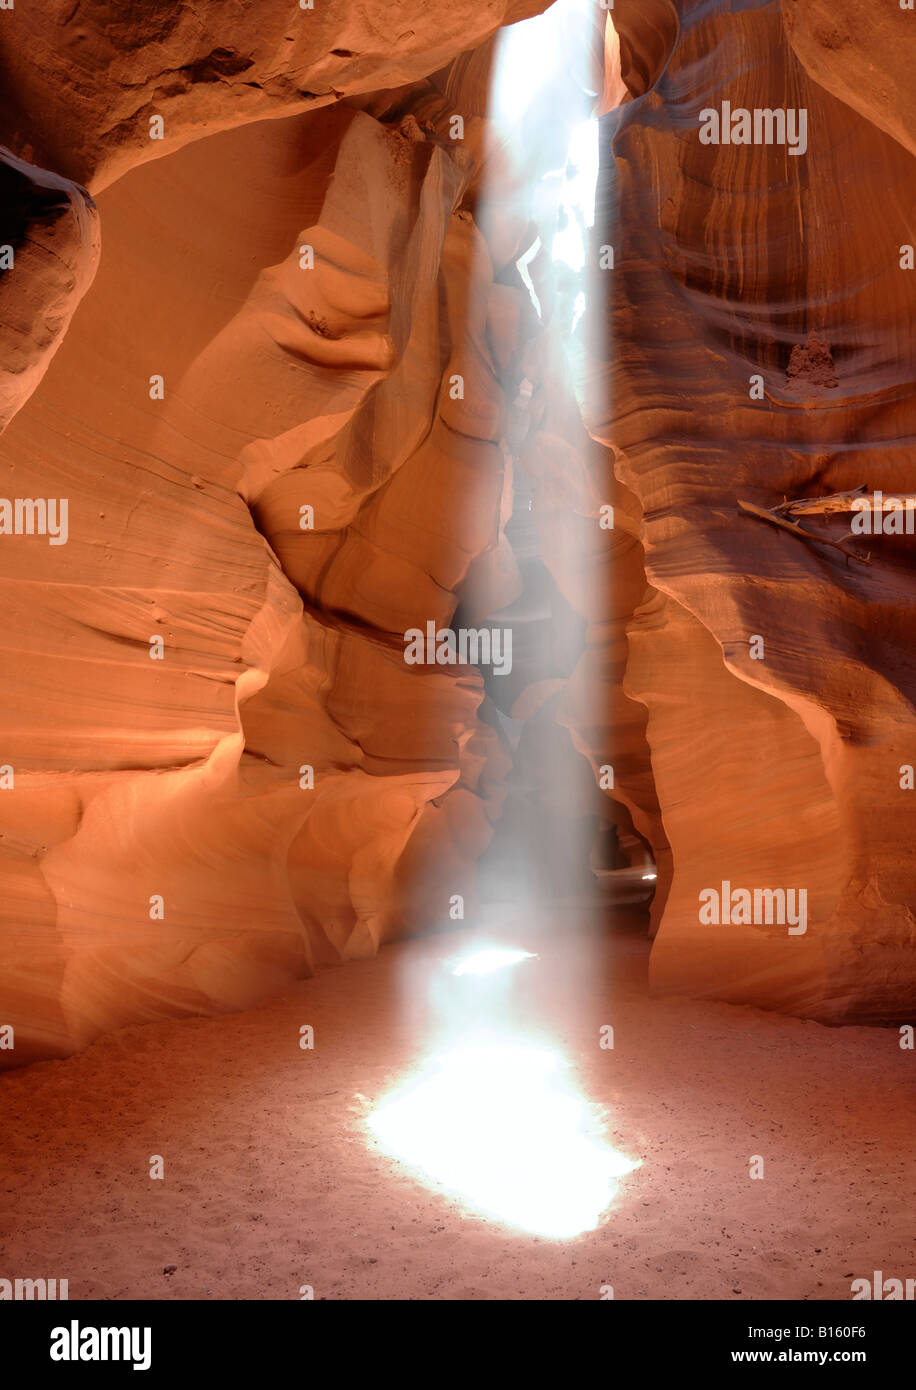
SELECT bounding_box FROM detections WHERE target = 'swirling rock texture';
[597,0,916,1020]
[1,0,652,1066]
[0,0,543,191]
[2,0,914,1068]
[0,0,571,1065]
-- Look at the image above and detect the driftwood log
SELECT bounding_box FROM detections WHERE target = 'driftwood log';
[737,490,874,565]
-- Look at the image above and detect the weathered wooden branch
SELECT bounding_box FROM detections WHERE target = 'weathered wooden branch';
[772,486,916,519]
[772,485,868,517]
[737,497,872,566]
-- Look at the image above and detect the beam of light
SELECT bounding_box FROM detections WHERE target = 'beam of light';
[487,0,601,398]
[368,1,633,1241]
[642,873,657,881]
[448,946,536,977]
[549,118,600,274]
[516,236,544,319]
[368,1036,638,1238]
[489,7,562,129]
[571,289,586,334]
[566,117,599,232]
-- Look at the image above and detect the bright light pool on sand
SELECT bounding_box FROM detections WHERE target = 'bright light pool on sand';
[369,1038,638,1238]
[448,946,536,977]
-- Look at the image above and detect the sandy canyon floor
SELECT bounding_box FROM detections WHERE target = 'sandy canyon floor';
[2,911,913,1301]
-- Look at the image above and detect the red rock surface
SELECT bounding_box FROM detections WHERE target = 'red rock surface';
[1,0,914,1068]
[0,0,545,191]
[596,0,916,1020]
[1,0,625,1065]
[783,0,916,160]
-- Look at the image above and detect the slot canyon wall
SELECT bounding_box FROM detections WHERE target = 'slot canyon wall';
[1,0,630,1066]
[0,0,913,1067]
[599,0,916,1020]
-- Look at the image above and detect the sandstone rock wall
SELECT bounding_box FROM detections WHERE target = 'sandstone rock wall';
[597,0,916,1020]
[0,0,640,1065]
[3,0,913,1066]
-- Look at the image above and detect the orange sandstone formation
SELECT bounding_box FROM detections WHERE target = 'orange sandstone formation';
[0,1,589,1065]
[0,0,914,1066]
[597,0,916,1020]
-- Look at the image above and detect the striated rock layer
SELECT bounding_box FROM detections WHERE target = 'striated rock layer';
[2,0,636,1064]
[0,0,545,192]
[595,0,916,1020]
[2,0,914,1065]
[0,105,495,1062]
